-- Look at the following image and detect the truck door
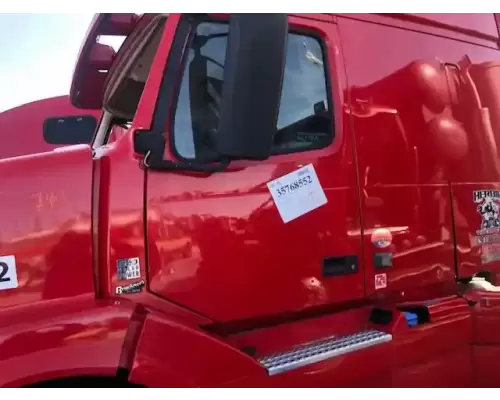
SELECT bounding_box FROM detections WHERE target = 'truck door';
[141,14,366,323]
[338,15,476,299]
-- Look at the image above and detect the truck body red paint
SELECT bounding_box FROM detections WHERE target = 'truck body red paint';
[0,96,101,160]
[2,13,500,387]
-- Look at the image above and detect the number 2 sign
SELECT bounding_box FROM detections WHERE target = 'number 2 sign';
[0,255,19,291]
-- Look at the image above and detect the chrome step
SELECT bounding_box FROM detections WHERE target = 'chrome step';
[258,329,392,376]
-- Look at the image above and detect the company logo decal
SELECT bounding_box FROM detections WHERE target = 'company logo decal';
[475,190,500,230]
[473,190,500,264]
[371,228,392,249]
[116,280,145,295]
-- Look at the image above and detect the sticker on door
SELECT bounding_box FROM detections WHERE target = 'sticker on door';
[375,273,387,290]
[117,257,141,281]
[0,255,19,291]
[267,164,327,224]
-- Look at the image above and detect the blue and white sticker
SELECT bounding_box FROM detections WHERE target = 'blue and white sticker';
[117,258,141,281]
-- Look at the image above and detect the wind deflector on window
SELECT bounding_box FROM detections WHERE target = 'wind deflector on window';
[43,115,98,145]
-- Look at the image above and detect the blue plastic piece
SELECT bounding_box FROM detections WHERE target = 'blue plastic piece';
[403,312,418,328]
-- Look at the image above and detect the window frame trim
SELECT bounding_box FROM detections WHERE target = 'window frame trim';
[167,16,336,163]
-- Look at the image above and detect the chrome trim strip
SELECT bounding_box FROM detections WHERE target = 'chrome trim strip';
[258,329,392,376]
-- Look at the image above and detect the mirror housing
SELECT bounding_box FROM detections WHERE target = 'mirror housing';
[43,116,98,145]
[215,13,288,161]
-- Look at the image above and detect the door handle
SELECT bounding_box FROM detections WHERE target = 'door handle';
[322,255,358,277]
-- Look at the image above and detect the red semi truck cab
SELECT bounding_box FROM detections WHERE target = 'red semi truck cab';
[3,13,500,387]
[0,96,100,160]
[0,95,129,160]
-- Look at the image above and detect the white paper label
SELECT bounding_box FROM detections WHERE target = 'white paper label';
[0,255,19,291]
[267,164,328,223]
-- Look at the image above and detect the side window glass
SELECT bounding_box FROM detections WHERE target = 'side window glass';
[173,22,332,160]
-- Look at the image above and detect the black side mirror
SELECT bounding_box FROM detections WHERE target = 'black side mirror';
[43,115,97,145]
[215,13,288,161]
[136,13,288,173]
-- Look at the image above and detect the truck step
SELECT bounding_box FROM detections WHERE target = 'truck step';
[258,329,392,376]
